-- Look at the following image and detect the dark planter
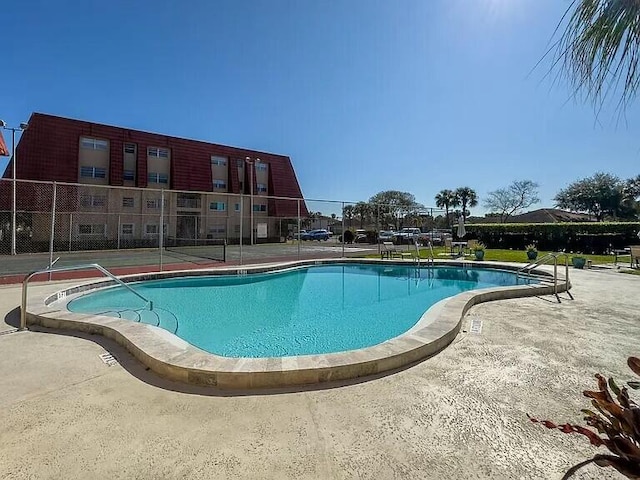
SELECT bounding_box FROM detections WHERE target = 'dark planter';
[474,250,485,261]
[572,257,587,269]
[527,250,538,261]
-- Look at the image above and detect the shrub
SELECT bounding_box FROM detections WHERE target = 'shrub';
[342,230,355,244]
[465,222,640,254]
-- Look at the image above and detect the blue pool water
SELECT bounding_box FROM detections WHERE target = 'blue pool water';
[67,264,532,358]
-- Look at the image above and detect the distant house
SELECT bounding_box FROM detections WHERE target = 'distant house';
[507,208,594,223]
[468,209,594,224]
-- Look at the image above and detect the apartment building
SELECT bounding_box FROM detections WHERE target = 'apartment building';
[0,113,307,247]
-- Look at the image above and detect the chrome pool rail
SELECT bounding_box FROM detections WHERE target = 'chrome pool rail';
[21,263,153,330]
[516,252,574,303]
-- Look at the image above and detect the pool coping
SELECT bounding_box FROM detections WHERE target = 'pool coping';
[24,259,569,390]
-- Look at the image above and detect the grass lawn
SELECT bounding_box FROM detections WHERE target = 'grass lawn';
[364,245,617,265]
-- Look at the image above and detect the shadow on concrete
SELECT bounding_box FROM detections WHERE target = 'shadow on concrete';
[3,307,20,330]
[24,324,434,398]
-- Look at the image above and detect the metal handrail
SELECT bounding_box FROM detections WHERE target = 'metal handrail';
[47,256,60,281]
[21,263,153,330]
[517,252,573,303]
[517,252,557,275]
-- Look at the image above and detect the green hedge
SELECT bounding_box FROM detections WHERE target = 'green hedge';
[464,222,640,254]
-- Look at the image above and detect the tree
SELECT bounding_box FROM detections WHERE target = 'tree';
[369,190,421,229]
[623,175,640,213]
[484,180,540,223]
[353,201,372,229]
[454,187,478,222]
[305,211,322,229]
[434,189,460,227]
[553,0,640,111]
[554,172,627,221]
[343,205,355,228]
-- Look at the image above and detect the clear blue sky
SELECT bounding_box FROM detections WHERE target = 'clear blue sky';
[2,0,639,215]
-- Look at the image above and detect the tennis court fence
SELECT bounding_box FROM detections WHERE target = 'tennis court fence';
[0,178,445,278]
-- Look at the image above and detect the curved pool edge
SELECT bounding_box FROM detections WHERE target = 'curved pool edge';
[24,259,569,390]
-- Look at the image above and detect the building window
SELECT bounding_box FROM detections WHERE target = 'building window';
[124,143,136,154]
[208,226,226,234]
[80,137,109,151]
[234,203,240,212]
[252,204,267,212]
[121,224,134,236]
[78,224,105,235]
[122,197,134,208]
[145,224,167,235]
[147,147,169,158]
[236,159,244,168]
[213,179,227,189]
[255,163,267,172]
[80,166,106,179]
[148,172,169,184]
[256,183,267,193]
[146,198,166,209]
[145,224,159,235]
[79,195,106,208]
[209,202,226,211]
[211,156,227,166]
[123,170,135,181]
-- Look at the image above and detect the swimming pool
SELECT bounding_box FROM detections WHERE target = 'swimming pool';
[67,264,534,358]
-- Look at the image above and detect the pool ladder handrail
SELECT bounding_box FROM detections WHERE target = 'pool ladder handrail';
[20,263,153,330]
[426,241,435,267]
[516,252,574,303]
[416,240,434,267]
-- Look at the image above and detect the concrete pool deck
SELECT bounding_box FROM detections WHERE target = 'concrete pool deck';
[21,260,567,390]
[1,266,638,479]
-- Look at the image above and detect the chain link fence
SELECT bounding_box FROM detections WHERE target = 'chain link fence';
[0,178,445,279]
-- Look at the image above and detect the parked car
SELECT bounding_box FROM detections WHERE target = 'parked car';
[394,228,422,244]
[424,229,452,246]
[301,229,330,241]
[354,229,368,243]
[378,230,396,243]
[292,230,307,240]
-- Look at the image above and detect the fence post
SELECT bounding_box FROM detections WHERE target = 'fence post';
[297,199,301,260]
[68,213,73,252]
[117,214,121,249]
[377,203,380,255]
[159,189,164,271]
[239,194,244,265]
[48,182,57,279]
[341,202,345,258]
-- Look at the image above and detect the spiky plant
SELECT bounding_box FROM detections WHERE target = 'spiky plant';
[529,356,640,479]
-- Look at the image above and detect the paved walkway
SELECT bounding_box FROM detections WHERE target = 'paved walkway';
[1,268,637,479]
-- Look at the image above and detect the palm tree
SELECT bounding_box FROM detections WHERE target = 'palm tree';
[343,205,355,229]
[555,0,640,111]
[435,189,460,227]
[454,187,478,222]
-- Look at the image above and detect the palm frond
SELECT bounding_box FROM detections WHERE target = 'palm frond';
[556,0,640,111]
